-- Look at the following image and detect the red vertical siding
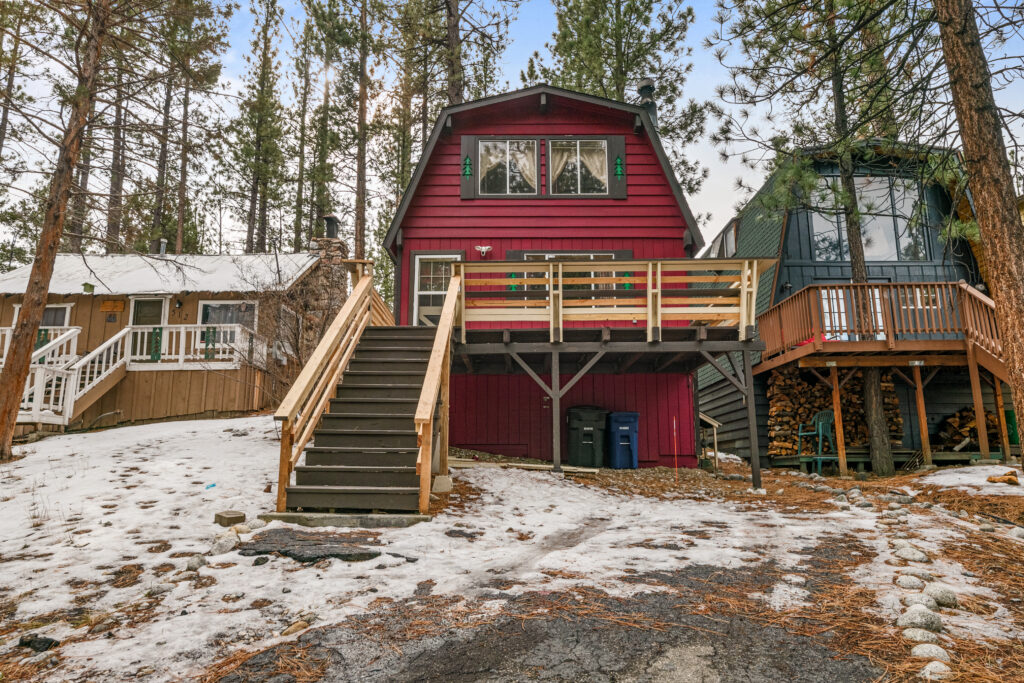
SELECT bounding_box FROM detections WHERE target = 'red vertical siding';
[450,372,697,468]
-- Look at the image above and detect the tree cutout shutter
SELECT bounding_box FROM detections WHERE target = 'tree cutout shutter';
[460,135,477,199]
[608,136,627,199]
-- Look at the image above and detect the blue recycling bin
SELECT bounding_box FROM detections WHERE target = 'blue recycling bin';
[607,412,639,469]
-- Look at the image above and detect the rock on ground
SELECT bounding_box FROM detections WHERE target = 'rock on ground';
[923,583,958,608]
[896,605,943,632]
[903,594,939,611]
[903,628,940,644]
[896,575,925,590]
[919,660,952,680]
[911,644,950,663]
[894,547,931,563]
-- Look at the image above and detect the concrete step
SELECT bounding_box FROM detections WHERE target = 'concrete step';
[294,465,418,488]
[285,485,420,512]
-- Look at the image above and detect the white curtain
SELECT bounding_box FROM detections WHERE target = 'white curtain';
[479,141,505,184]
[509,141,537,191]
[579,141,607,191]
[549,141,575,190]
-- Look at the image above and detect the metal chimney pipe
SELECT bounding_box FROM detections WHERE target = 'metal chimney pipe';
[159,238,167,256]
[638,78,657,131]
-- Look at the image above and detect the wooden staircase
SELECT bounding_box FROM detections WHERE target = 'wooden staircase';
[286,326,435,511]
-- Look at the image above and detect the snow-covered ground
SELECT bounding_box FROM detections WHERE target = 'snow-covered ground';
[919,464,1024,496]
[0,417,1019,680]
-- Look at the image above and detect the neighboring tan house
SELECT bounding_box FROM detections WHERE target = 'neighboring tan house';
[0,241,348,436]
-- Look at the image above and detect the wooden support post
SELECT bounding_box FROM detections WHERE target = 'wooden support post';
[418,427,432,514]
[829,365,848,477]
[276,422,292,512]
[993,375,1011,461]
[743,350,762,489]
[439,345,451,475]
[912,365,932,466]
[967,345,990,457]
[551,350,561,472]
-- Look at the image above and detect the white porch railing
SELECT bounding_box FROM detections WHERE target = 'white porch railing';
[0,326,79,366]
[70,327,130,398]
[126,324,265,368]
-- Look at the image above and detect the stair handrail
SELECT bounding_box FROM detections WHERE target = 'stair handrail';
[274,273,376,511]
[68,327,131,404]
[30,326,81,366]
[957,280,1002,358]
[414,275,461,515]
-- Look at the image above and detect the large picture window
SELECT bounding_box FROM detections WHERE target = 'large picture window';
[809,175,930,262]
[478,140,537,195]
[549,140,608,195]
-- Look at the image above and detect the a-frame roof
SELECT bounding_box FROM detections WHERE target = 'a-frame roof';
[381,84,703,256]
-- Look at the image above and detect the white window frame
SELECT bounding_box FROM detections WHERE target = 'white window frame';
[478,139,539,196]
[12,303,74,327]
[128,296,170,327]
[548,139,610,196]
[198,299,259,332]
[413,254,462,326]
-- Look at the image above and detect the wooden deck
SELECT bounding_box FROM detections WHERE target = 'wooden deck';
[753,281,1012,471]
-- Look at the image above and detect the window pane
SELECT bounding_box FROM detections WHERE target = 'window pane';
[860,213,900,260]
[896,217,929,260]
[856,176,892,215]
[133,300,163,325]
[551,141,577,194]
[479,141,507,194]
[891,178,919,219]
[812,213,846,261]
[40,306,67,327]
[202,302,256,329]
[508,141,536,194]
[418,259,453,292]
[579,140,607,194]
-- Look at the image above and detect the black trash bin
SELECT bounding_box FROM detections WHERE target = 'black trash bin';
[567,406,609,467]
[607,412,640,469]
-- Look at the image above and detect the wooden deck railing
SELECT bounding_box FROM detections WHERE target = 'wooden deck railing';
[414,275,461,514]
[274,269,395,511]
[957,281,1002,360]
[454,258,771,342]
[757,282,971,359]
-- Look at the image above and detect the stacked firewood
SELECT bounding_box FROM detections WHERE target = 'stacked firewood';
[936,407,999,451]
[766,365,903,457]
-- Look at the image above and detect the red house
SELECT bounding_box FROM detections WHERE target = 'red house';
[274,85,768,514]
[379,84,765,470]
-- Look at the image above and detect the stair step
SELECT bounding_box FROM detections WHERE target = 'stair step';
[329,397,417,415]
[362,326,436,337]
[342,372,425,386]
[357,339,434,349]
[313,428,417,448]
[285,485,419,512]
[354,352,431,363]
[318,414,413,430]
[305,446,418,467]
[348,359,428,372]
[294,465,418,487]
[336,384,422,400]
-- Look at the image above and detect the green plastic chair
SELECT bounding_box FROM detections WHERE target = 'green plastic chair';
[797,410,836,468]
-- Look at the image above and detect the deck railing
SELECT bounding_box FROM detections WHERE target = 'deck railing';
[453,258,770,342]
[126,324,264,367]
[957,282,1002,359]
[274,269,395,511]
[414,275,461,514]
[70,327,130,399]
[757,282,972,359]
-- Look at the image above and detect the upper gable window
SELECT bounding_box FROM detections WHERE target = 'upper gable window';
[479,140,538,195]
[550,140,608,195]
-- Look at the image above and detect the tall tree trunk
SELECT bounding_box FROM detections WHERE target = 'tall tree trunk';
[256,179,269,252]
[245,156,259,252]
[0,4,24,161]
[67,108,95,252]
[935,0,1024,445]
[311,66,330,239]
[445,0,462,104]
[421,49,429,148]
[292,32,311,253]
[175,74,190,254]
[0,0,110,459]
[106,68,125,253]
[354,0,369,259]
[828,2,894,475]
[151,76,174,245]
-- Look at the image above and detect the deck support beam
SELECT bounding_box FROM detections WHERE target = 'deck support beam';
[743,350,762,489]
[829,365,849,477]
[967,345,991,457]
[993,375,1012,460]
[911,365,933,466]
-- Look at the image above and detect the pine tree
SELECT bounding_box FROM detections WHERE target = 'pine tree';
[523,0,709,194]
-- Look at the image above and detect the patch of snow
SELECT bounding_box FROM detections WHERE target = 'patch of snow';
[919,465,1024,497]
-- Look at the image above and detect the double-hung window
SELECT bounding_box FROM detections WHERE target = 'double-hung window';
[478,140,538,195]
[199,300,257,344]
[549,140,609,195]
[413,254,461,326]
